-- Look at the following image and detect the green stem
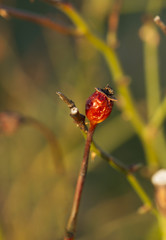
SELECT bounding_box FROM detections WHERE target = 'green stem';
[150,97,166,129]
[141,136,159,168]
[127,174,157,216]
[81,131,157,216]
[144,40,160,119]
[0,228,4,240]
[158,214,166,240]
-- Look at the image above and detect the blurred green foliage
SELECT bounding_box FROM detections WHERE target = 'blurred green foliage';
[0,0,166,239]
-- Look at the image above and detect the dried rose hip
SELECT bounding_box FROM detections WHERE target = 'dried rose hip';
[85,85,117,126]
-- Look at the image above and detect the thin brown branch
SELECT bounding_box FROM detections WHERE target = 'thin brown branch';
[56,92,76,108]
[56,92,87,132]
[0,4,78,35]
[108,0,122,32]
[154,16,166,35]
[107,0,122,48]
[64,123,96,240]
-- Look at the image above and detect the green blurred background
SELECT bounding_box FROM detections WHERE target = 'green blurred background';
[0,0,166,239]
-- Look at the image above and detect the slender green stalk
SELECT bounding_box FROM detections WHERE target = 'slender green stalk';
[81,131,157,216]
[127,174,157,216]
[144,38,160,119]
[141,136,159,168]
[0,228,4,240]
[91,140,127,174]
[150,97,166,128]
[158,215,166,240]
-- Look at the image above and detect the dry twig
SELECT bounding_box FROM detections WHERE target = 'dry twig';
[0,4,78,35]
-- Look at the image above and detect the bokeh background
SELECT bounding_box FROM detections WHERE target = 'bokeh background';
[0,0,166,239]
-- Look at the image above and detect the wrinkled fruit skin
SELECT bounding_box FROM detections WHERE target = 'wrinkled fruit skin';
[85,90,113,125]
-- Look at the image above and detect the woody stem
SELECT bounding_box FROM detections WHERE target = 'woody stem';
[64,123,96,240]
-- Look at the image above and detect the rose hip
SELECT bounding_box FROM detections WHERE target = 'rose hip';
[85,85,117,126]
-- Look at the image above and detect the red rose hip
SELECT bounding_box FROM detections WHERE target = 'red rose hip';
[85,85,117,126]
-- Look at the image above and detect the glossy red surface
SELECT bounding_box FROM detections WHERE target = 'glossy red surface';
[85,91,113,125]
